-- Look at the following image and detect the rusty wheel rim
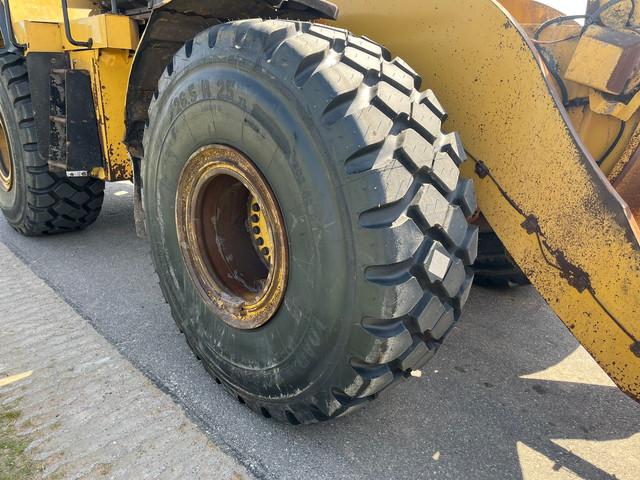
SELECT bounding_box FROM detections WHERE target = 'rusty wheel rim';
[176,145,288,330]
[0,115,13,192]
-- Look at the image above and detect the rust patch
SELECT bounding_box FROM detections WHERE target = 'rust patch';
[175,145,288,330]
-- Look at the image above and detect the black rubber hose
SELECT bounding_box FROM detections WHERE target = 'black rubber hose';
[597,120,626,166]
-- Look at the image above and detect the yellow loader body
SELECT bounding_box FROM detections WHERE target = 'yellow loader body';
[2,0,639,404]
[10,1,137,181]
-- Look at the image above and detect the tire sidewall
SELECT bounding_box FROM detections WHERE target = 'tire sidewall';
[0,77,27,223]
[144,61,357,399]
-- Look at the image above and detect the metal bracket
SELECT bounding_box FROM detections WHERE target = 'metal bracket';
[66,171,89,177]
[61,0,93,48]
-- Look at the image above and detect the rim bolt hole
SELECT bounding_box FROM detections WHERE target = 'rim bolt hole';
[261,247,270,257]
[251,214,259,223]
[252,203,260,212]
[252,226,261,234]
[257,237,265,246]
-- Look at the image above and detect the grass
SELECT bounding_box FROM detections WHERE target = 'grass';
[0,406,37,480]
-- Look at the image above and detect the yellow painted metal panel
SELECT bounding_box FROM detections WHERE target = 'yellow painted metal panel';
[70,49,134,181]
[19,14,139,53]
[590,89,640,122]
[11,5,137,181]
[332,0,640,400]
[70,14,139,51]
[10,0,97,38]
[19,21,64,52]
[570,107,636,177]
[565,26,630,95]
[498,0,565,23]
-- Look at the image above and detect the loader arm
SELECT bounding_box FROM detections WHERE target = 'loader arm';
[332,0,640,401]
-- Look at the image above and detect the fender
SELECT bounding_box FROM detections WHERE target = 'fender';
[124,0,338,157]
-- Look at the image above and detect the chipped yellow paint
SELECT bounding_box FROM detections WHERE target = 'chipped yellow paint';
[248,194,274,264]
[565,27,627,95]
[90,167,107,181]
[332,0,640,401]
[8,3,137,182]
[589,89,640,122]
[70,48,134,181]
[509,14,640,178]
[0,370,33,388]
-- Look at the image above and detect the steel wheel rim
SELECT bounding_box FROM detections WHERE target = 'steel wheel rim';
[0,115,13,192]
[176,145,289,330]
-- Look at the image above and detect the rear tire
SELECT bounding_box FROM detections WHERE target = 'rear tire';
[473,230,529,288]
[143,20,478,424]
[0,52,104,236]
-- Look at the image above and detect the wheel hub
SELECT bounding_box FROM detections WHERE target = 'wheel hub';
[176,145,288,330]
[248,194,274,264]
[0,115,13,192]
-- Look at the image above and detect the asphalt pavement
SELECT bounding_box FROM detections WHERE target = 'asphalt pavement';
[1,182,638,480]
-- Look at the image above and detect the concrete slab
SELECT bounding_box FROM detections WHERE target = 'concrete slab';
[0,243,251,480]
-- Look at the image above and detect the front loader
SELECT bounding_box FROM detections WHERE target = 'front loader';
[0,0,637,424]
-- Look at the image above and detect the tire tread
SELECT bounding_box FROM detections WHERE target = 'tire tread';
[0,52,104,236]
[144,20,478,424]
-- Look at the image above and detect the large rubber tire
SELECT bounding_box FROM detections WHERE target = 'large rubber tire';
[0,52,104,236]
[143,19,478,424]
[473,231,529,288]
